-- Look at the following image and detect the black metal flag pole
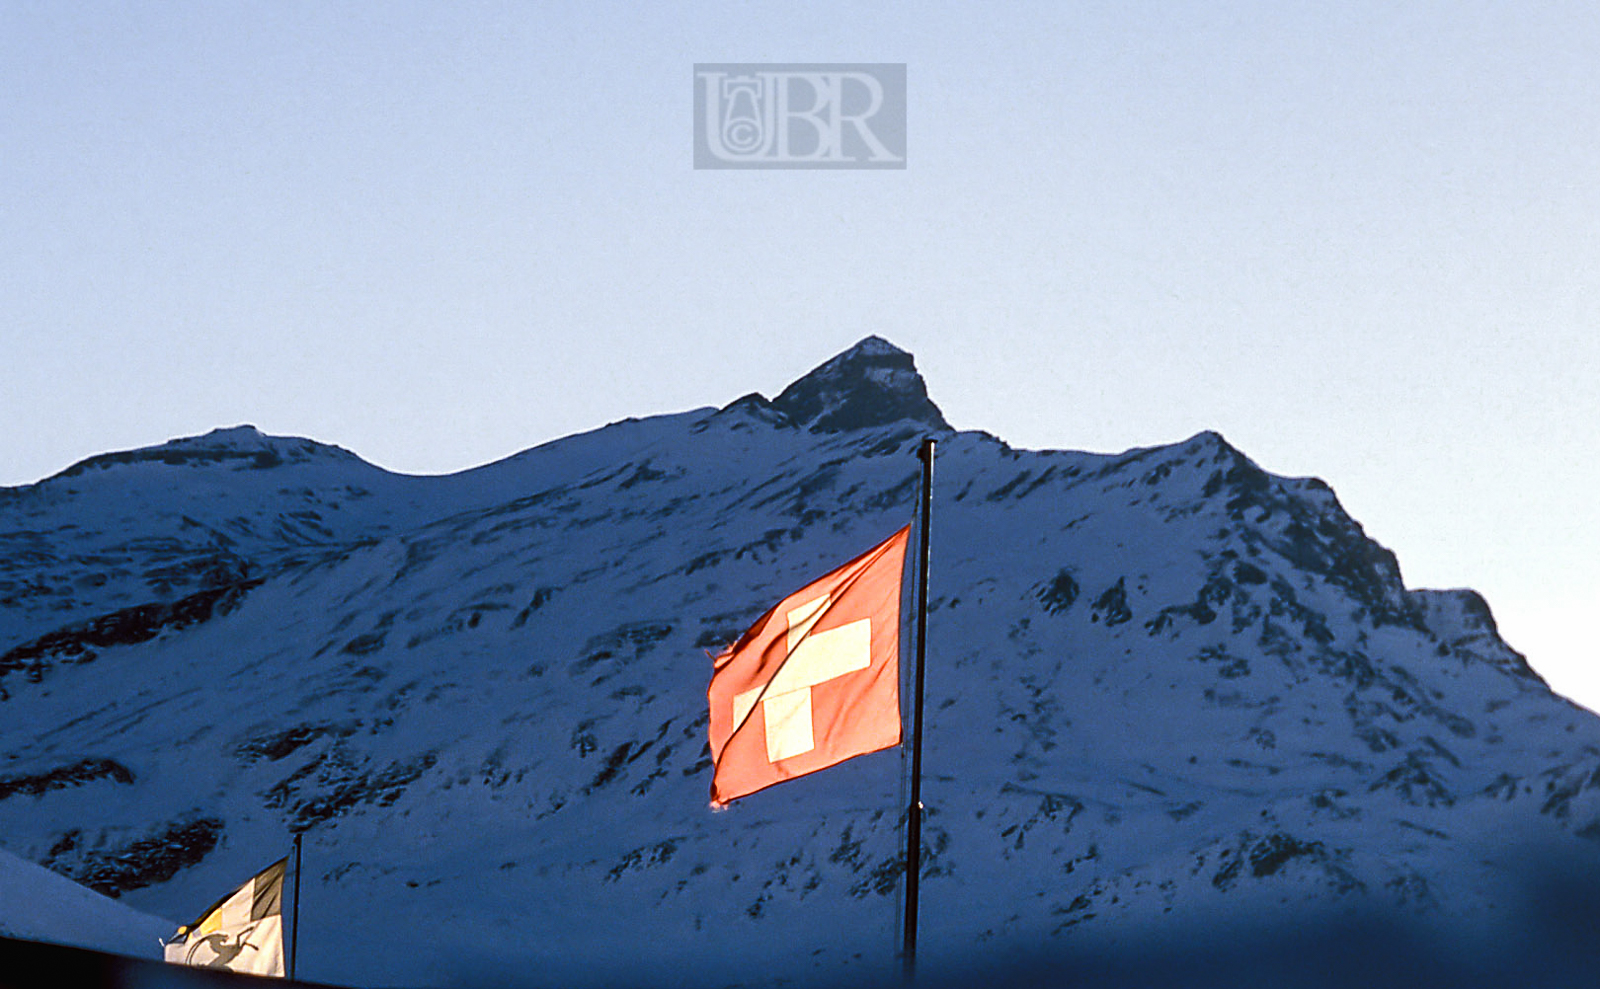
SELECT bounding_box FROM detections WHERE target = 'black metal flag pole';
[290,831,303,982]
[902,437,935,982]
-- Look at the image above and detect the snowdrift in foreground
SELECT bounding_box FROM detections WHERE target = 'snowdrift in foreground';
[0,846,171,959]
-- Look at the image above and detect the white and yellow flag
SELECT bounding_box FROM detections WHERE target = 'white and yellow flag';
[163,857,286,976]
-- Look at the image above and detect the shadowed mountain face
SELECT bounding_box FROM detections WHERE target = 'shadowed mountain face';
[1,338,1598,988]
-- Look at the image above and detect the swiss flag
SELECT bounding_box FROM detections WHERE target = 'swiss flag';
[708,526,910,807]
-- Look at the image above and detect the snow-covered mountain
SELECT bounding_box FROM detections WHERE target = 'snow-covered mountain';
[4,336,1600,987]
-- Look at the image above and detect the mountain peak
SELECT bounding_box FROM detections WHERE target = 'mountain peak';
[198,424,266,442]
[49,425,364,480]
[769,336,950,433]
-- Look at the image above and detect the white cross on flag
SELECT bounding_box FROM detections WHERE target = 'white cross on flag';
[708,526,909,806]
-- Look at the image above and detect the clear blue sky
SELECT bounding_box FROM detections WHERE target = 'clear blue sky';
[3,1,1596,705]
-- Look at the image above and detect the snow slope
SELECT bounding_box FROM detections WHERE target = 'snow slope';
[3,337,1600,987]
[0,846,171,958]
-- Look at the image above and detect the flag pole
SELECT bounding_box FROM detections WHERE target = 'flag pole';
[902,436,935,982]
[290,831,302,982]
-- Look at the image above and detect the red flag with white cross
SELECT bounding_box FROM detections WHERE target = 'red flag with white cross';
[708,526,910,807]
